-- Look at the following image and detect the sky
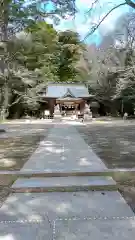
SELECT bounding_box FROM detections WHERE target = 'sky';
[39,0,134,45]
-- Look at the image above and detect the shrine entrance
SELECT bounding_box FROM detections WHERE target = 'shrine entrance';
[61,104,76,116]
[56,97,84,117]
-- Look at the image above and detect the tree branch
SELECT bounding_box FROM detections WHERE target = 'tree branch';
[86,0,99,15]
[8,95,22,107]
[83,2,126,41]
[12,89,47,104]
[126,0,135,9]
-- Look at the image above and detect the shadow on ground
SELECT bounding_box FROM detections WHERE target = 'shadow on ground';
[0,191,134,239]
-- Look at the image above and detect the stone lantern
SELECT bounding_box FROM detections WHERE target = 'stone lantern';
[54,104,61,120]
[84,103,92,121]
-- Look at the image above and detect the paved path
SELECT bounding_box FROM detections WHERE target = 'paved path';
[0,123,135,239]
[20,124,106,172]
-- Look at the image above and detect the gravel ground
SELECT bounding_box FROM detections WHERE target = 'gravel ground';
[0,123,52,206]
[77,121,135,213]
[77,122,135,169]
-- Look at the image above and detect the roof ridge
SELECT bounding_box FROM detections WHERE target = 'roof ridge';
[47,82,86,86]
[62,88,75,98]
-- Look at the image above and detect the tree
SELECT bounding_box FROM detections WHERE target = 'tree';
[85,12,135,116]
[0,0,77,119]
[21,22,83,83]
[0,16,85,119]
[57,30,84,82]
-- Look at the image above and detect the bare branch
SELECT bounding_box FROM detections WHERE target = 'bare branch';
[86,0,99,15]
[83,2,126,41]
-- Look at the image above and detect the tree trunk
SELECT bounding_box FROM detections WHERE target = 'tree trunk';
[1,79,9,120]
[0,0,9,41]
[0,0,9,121]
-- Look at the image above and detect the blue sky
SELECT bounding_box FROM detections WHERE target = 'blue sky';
[39,0,133,45]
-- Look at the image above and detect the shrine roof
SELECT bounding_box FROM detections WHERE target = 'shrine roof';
[42,83,90,98]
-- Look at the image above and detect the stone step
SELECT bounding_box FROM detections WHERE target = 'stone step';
[11,176,117,192]
[1,168,135,179]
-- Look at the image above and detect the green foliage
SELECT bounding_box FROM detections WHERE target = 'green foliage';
[56,30,83,82]
[16,23,83,83]
[0,0,86,118]
[0,18,83,118]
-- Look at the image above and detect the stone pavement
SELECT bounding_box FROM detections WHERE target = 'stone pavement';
[19,124,107,172]
[0,123,135,239]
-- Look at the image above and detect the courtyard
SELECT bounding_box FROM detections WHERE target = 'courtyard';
[0,120,135,211]
[0,119,135,239]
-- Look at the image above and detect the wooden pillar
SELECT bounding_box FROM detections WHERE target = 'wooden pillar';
[80,100,85,114]
[75,103,77,116]
[49,99,55,115]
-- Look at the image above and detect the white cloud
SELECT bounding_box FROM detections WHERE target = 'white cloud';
[99,5,130,33]
[45,17,54,24]
[76,0,93,9]
[76,24,89,34]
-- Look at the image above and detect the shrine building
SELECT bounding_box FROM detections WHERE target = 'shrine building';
[39,83,95,117]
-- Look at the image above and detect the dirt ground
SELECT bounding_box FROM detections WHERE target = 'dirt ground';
[77,122,135,169]
[77,121,135,213]
[0,123,52,206]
